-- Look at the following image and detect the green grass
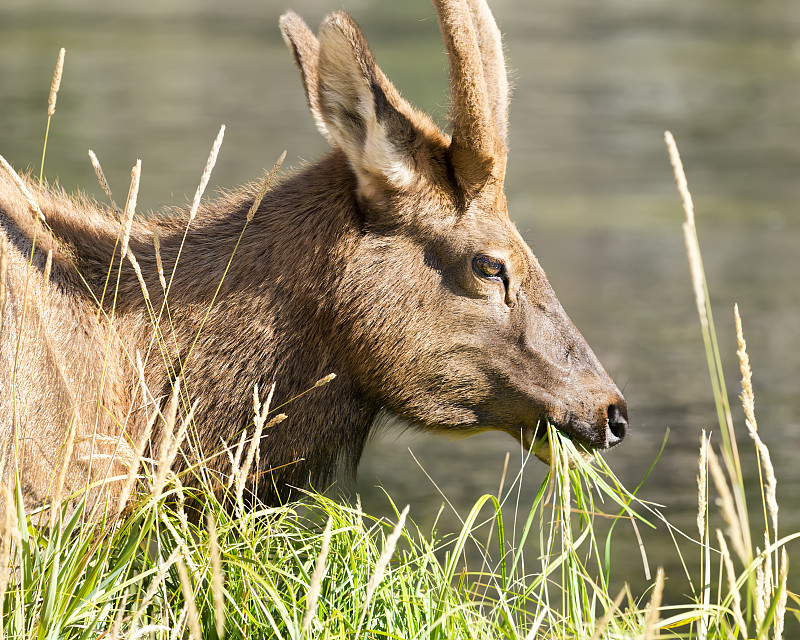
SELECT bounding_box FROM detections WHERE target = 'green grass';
[0,427,652,639]
[0,54,797,640]
[0,380,795,639]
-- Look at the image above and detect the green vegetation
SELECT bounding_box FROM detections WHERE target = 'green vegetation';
[0,337,795,639]
[0,51,796,640]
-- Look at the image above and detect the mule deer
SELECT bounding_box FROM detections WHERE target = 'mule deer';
[0,0,627,515]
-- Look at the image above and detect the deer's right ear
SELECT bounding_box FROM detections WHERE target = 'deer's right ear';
[314,12,439,201]
[280,11,334,144]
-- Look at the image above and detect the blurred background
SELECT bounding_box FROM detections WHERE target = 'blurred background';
[2,0,800,606]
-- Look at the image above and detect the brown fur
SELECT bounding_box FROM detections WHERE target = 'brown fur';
[0,0,627,515]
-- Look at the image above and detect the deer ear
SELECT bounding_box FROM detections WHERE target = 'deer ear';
[279,11,333,143]
[316,12,425,198]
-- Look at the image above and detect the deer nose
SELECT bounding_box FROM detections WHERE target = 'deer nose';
[606,403,628,448]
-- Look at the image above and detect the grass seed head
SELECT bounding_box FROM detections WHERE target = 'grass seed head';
[247,150,286,222]
[120,160,141,257]
[643,567,664,640]
[88,149,117,211]
[189,124,225,222]
[707,445,748,565]
[152,228,167,291]
[48,48,65,116]
[664,130,695,226]
[0,154,47,222]
[313,372,336,388]
[774,549,789,640]
[734,304,757,431]
[697,430,708,540]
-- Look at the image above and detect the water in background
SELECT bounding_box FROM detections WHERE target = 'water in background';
[3,0,800,606]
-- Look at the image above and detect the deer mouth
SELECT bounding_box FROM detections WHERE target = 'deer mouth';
[514,398,628,464]
[517,422,596,465]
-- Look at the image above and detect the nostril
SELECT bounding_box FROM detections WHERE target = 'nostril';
[606,404,628,447]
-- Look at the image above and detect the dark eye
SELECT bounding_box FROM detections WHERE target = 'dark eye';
[473,255,505,280]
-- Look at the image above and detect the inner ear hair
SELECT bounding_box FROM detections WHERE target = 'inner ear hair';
[315,13,420,193]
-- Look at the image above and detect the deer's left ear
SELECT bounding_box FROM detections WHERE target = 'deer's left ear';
[280,11,334,144]
[315,12,441,200]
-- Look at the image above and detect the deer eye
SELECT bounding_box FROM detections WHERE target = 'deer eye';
[473,255,505,280]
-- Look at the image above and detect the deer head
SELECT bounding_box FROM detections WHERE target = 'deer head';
[279,0,627,462]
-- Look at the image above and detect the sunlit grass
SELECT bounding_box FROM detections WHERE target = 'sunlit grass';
[0,51,797,640]
[0,424,651,639]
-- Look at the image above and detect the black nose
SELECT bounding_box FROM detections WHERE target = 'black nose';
[606,403,628,448]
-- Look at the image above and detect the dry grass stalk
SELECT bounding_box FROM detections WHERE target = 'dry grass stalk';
[762,530,773,613]
[697,430,708,541]
[88,149,118,211]
[682,223,708,332]
[754,533,773,629]
[174,475,189,537]
[0,154,47,222]
[109,587,130,640]
[747,420,778,542]
[159,510,199,579]
[0,237,8,337]
[589,587,626,640]
[706,445,747,565]
[207,513,225,639]
[153,229,166,291]
[47,48,65,116]
[120,160,141,258]
[169,607,188,640]
[643,567,665,640]
[50,409,78,529]
[136,349,146,403]
[253,381,269,419]
[129,547,181,630]
[117,406,157,515]
[735,306,778,542]
[175,557,202,640]
[302,515,333,634]
[43,248,52,293]
[126,248,150,302]
[225,430,247,489]
[76,433,138,469]
[716,529,746,634]
[129,625,169,640]
[189,125,225,222]
[664,131,695,226]
[667,131,752,565]
[734,305,756,431]
[361,505,410,620]
[246,150,287,222]
[235,383,287,509]
[151,378,185,500]
[235,412,286,496]
[774,549,788,640]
